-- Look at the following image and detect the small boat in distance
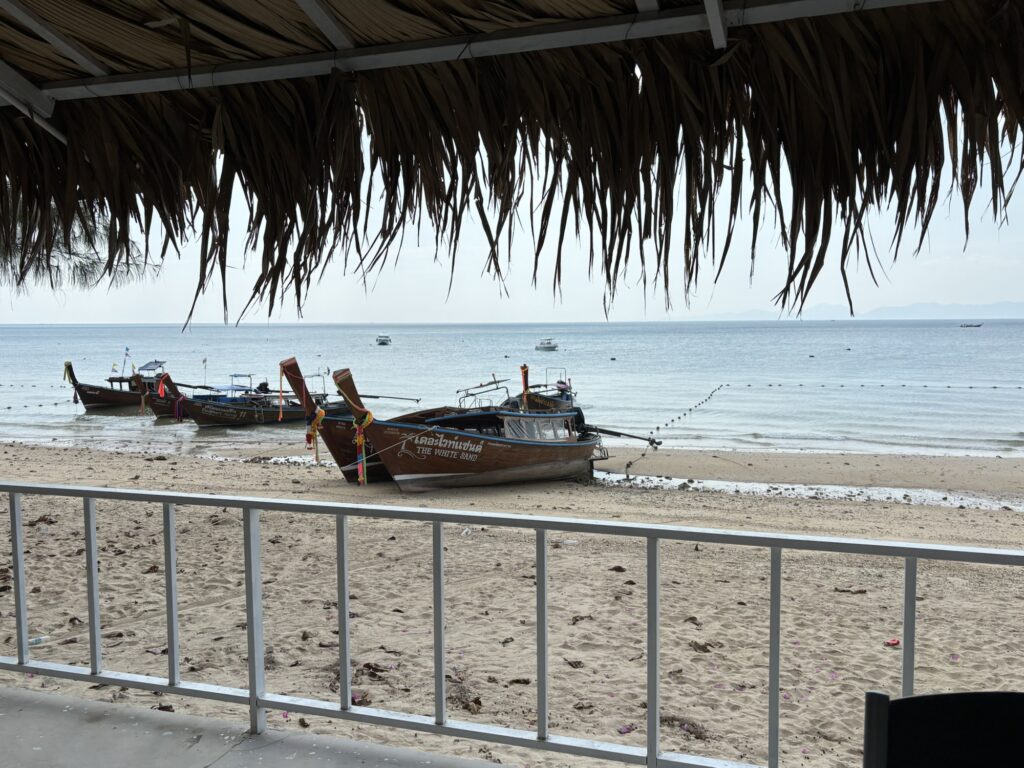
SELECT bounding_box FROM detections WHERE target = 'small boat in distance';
[64,360,165,411]
[960,323,983,328]
[535,338,558,351]
[376,334,392,346]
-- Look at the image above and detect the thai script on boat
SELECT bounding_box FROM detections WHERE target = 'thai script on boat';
[413,434,484,454]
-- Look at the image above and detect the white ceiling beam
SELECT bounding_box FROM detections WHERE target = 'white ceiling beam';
[294,0,354,49]
[635,1,660,11]
[704,0,728,48]
[0,60,66,142]
[39,0,944,102]
[0,0,108,76]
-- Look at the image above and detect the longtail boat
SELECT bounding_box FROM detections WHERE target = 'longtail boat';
[136,372,228,420]
[179,374,350,427]
[64,360,165,411]
[280,357,448,483]
[332,368,604,492]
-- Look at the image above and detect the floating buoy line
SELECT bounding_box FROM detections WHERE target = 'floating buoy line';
[622,384,726,478]
[1,380,1021,413]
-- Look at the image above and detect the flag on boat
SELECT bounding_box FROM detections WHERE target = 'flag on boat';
[111,363,118,373]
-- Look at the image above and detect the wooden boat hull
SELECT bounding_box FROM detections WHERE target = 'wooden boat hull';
[150,393,215,420]
[65,362,152,412]
[75,383,146,411]
[317,407,471,483]
[317,417,391,483]
[364,420,600,492]
[148,394,180,418]
[183,398,350,427]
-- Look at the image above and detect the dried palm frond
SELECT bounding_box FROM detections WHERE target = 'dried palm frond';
[0,181,150,292]
[0,0,1021,319]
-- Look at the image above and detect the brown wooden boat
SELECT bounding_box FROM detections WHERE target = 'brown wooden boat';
[332,368,604,492]
[280,357,383,482]
[144,372,183,418]
[279,357,456,483]
[64,360,163,411]
[176,373,350,428]
[138,372,227,420]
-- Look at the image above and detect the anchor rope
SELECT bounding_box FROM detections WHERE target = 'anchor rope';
[624,383,726,478]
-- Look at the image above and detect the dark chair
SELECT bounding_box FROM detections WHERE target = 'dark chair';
[863,690,1024,767]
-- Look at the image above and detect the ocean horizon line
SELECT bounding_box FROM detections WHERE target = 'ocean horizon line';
[2,317,1023,328]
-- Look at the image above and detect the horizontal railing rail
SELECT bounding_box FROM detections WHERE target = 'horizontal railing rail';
[2,481,1022,768]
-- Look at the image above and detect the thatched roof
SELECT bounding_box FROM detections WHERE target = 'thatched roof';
[1,0,1022,317]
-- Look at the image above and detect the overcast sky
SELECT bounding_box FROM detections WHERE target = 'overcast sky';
[2,172,1022,325]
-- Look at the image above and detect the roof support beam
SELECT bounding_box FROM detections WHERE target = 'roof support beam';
[39,0,944,102]
[0,60,66,143]
[294,0,354,50]
[704,0,728,49]
[0,0,108,76]
[0,59,55,116]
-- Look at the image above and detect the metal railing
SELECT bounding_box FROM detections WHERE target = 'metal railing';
[2,481,1022,768]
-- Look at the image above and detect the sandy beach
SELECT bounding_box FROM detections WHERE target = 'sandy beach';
[1,441,1022,767]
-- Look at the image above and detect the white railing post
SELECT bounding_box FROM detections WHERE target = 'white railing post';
[8,492,29,664]
[243,507,266,733]
[536,528,548,740]
[83,497,102,674]
[646,536,660,767]
[432,520,446,725]
[163,502,180,685]
[768,547,782,768]
[902,556,917,697]
[337,513,352,709]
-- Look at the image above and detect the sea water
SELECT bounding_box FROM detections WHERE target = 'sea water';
[0,320,1021,457]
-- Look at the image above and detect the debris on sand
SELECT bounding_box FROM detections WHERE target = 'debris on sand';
[446,668,483,714]
[661,714,710,740]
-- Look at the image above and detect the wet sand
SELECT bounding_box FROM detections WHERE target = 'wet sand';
[1,441,1022,767]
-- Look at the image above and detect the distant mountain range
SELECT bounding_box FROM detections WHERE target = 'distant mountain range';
[700,301,1024,321]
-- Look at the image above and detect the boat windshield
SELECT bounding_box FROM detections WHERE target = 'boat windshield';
[502,415,575,441]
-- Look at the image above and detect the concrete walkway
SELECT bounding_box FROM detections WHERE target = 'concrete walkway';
[0,687,494,767]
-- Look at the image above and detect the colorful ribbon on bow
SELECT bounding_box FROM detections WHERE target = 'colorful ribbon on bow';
[306,407,326,462]
[353,411,374,486]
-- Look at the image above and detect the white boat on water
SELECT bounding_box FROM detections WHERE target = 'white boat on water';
[376,334,392,346]
[535,338,558,351]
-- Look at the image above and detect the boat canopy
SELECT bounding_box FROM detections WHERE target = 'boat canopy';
[501,414,575,442]
[138,360,166,372]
